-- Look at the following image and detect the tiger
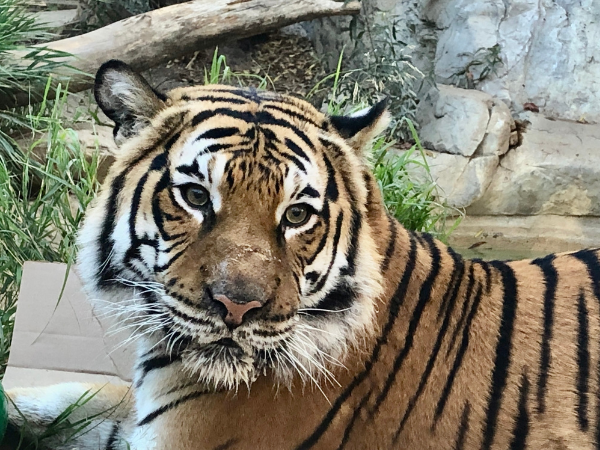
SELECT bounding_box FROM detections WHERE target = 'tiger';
[4,59,600,450]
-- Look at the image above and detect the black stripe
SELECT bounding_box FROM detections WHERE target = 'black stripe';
[105,421,120,450]
[212,439,240,450]
[572,249,600,300]
[473,259,493,293]
[265,140,306,173]
[124,171,150,269]
[381,216,397,272]
[531,254,557,414]
[298,185,320,199]
[572,249,600,449]
[149,152,168,171]
[434,283,483,425]
[137,390,206,426]
[438,249,465,320]
[154,247,187,272]
[481,261,519,450]
[264,104,320,128]
[341,208,362,277]
[164,131,181,152]
[284,137,311,163]
[181,94,248,105]
[336,392,371,450]
[257,110,314,149]
[305,201,329,265]
[393,245,464,438]
[98,173,126,286]
[136,354,179,387]
[454,402,471,450]
[191,108,255,127]
[165,304,214,327]
[445,265,476,359]
[371,233,442,418]
[176,161,203,177]
[308,212,344,295]
[509,373,530,450]
[322,153,339,202]
[312,282,357,314]
[577,289,590,432]
[296,234,418,450]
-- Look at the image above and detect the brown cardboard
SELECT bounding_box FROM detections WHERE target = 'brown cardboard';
[3,262,134,390]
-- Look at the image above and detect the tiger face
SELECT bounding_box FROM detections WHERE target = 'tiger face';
[77,60,390,390]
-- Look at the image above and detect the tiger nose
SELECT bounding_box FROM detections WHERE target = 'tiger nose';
[213,294,263,329]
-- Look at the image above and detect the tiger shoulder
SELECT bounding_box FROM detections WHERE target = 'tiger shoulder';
[4,60,600,450]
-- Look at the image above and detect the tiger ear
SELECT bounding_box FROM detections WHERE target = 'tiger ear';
[329,99,391,154]
[94,60,165,146]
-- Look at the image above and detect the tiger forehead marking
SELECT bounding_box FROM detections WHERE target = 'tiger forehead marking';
[169,91,327,223]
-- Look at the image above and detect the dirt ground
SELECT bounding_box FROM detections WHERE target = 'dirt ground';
[143,30,328,100]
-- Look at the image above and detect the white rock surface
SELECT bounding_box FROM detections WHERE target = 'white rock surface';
[307,0,600,122]
[417,85,492,157]
[424,0,600,123]
[417,84,513,157]
[392,150,498,209]
[467,113,600,216]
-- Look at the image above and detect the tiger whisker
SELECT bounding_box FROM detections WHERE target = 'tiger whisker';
[297,307,352,314]
[280,347,331,405]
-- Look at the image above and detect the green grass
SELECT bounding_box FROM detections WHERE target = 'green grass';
[370,119,461,242]
[0,80,101,375]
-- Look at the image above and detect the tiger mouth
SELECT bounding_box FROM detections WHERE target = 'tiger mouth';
[214,337,240,348]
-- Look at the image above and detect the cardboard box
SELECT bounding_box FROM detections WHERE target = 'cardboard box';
[3,262,134,390]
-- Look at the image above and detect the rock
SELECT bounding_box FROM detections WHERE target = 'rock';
[446,155,498,207]
[417,85,492,157]
[425,0,600,123]
[467,113,600,216]
[478,100,511,156]
[305,0,600,123]
[417,84,513,157]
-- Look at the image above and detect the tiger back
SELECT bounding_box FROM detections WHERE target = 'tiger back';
[5,60,600,450]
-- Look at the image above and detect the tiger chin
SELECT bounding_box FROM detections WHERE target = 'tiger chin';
[5,60,600,450]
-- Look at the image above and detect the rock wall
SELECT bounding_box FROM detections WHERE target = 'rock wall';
[307,0,600,122]
[427,0,600,123]
[306,0,600,251]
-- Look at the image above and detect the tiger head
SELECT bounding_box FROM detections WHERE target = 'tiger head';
[77,60,390,390]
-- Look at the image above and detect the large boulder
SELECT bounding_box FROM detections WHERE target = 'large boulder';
[467,113,600,216]
[417,84,512,157]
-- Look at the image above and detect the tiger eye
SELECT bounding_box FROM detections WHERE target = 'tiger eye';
[284,205,310,226]
[184,185,209,207]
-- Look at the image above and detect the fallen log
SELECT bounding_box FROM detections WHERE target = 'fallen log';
[1,0,360,108]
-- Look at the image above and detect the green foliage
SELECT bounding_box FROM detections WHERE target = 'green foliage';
[8,387,127,449]
[0,81,101,375]
[326,11,425,141]
[0,0,71,100]
[451,44,503,89]
[370,119,461,241]
[203,47,272,89]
